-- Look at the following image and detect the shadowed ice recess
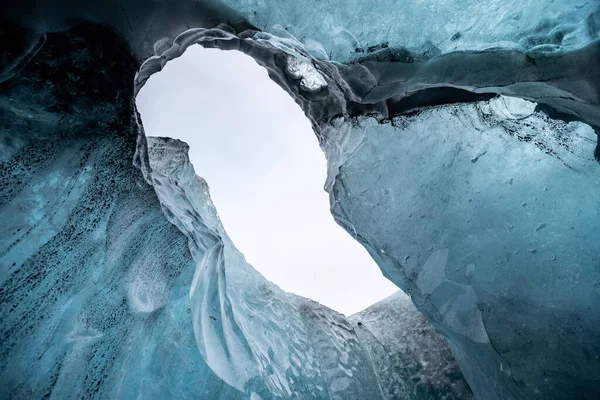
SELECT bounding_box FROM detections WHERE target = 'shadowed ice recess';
[1,0,600,399]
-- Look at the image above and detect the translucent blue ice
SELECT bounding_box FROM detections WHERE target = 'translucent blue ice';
[144,136,469,399]
[0,21,473,400]
[2,0,600,398]
[327,97,600,399]
[220,0,599,61]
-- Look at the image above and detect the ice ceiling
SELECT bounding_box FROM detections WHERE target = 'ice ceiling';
[1,0,599,399]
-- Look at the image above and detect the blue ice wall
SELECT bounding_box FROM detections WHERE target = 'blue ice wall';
[2,0,600,399]
[0,24,241,399]
[143,134,471,399]
[0,21,472,400]
[328,98,600,399]
[349,291,473,399]
[220,0,600,61]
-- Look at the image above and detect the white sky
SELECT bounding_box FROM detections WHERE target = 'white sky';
[136,45,397,315]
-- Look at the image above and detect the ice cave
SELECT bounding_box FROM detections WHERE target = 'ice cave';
[1,1,599,399]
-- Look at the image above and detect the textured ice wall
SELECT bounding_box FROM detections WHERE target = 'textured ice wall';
[6,0,598,63]
[2,0,600,399]
[350,291,473,399]
[144,135,471,399]
[220,0,600,61]
[0,24,241,399]
[139,24,600,398]
[0,20,472,400]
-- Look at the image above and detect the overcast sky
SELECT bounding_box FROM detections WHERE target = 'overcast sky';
[136,45,397,315]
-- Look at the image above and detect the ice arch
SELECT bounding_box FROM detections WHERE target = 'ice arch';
[131,26,600,399]
[2,0,600,398]
[136,45,397,315]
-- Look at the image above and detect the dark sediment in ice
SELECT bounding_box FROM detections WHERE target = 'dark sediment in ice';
[2,1,600,398]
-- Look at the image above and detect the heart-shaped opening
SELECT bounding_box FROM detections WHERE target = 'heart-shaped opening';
[136,45,398,315]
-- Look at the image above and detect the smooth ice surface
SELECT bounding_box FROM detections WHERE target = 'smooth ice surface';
[328,98,600,399]
[137,45,397,315]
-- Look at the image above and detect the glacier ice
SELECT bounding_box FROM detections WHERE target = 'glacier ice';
[328,99,600,399]
[2,0,600,399]
[0,24,241,399]
[145,135,472,399]
[350,291,474,399]
[0,22,473,399]
[219,0,600,61]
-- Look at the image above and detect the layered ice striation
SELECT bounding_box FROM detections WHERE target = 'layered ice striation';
[2,0,600,399]
[0,24,241,399]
